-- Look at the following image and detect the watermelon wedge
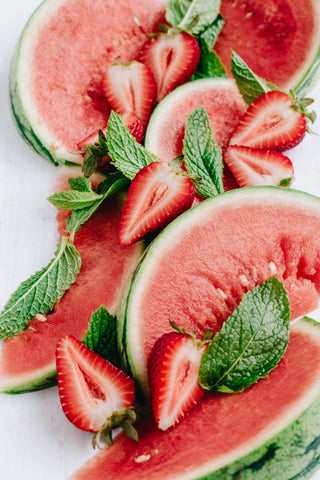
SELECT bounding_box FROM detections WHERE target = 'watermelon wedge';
[119,187,320,397]
[0,174,144,394]
[10,0,320,166]
[72,317,320,480]
[144,78,247,163]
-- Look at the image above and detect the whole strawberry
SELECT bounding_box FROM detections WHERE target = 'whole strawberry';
[148,323,206,431]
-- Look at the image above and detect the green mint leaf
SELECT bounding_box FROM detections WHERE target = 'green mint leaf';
[199,14,224,47]
[107,111,161,180]
[0,237,81,339]
[66,173,129,236]
[68,176,92,192]
[231,51,279,104]
[47,190,103,210]
[183,107,224,198]
[166,0,221,34]
[199,277,290,392]
[82,305,121,368]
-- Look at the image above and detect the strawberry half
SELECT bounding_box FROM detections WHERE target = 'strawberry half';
[118,161,195,246]
[229,90,307,151]
[140,31,200,102]
[101,61,156,127]
[56,335,136,447]
[148,326,206,431]
[223,145,294,187]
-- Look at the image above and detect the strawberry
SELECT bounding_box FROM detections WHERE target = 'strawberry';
[118,161,195,246]
[223,145,294,187]
[229,91,308,152]
[148,324,206,431]
[140,31,200,102]
[78,113,144,177]
[56,335,137,447]
[101,61,156,127]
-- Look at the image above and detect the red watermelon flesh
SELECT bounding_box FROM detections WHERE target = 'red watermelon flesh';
[0,174,143,392]
[214,0,320,91]
[30,0,167,152]
[71,319,320,480]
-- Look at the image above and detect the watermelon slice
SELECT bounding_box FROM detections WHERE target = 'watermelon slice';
[0,174,144,394]
[10,0,320,166]
[72,317,320,480]
[119,187,320,397]
[144,78,247,163]
[214,0,320,96]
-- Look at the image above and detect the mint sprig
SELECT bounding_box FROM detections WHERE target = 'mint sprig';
[47,189,103,210]
[165,0,221,35]
[82,305,121,369]
[192,15,226,80]
[107,111,160,180]
[183,107,224,197]
[199,277,290,392]
[231,51,278,104]
[0,237,81,339]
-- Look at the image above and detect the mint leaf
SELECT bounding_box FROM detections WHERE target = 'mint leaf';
[66,173,129,237]
[231,51,278,104]
[183,107,224,198]
[48,190,103,210]
[107,111,160,180]
[82,305,121,368]
[192,15,227,79]
[166,0,221,35]
[199,277,290,392]
[0,237,81,339]
[68,176,92,192]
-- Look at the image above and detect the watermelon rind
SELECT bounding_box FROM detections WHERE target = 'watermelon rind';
[74,317,320,480]
[119,186,320,397]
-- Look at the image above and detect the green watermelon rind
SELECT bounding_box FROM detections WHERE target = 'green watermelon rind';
[119,186,320,397]
[0,362,57,394]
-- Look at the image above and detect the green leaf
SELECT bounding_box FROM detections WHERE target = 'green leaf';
[107,111,161,180]
[47,190,103,210]
[199,277,290,392]
[192,47,226,80]
[66,173,129,237]
[231,51,279,104]
[82,305,121,368]
[0,237,81,339]
[165,0,221,34]
[199,14,224,47]
[183,107,224,198]
[68,176,92,192]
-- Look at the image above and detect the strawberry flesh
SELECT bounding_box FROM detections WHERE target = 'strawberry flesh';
[140,32,200,102]
[229,90,306,151]
[223,145,294,187]
[56,335,135,433]
[118,161,195,246]
[101,61,156,127]
[148,332,205,431]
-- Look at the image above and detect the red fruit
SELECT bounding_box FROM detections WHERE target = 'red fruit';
[223,145,294,188]
[140,32,200,102]
[148,331,205,431]
[118,161,195,246]
[121,112,144,144]
[101,61,156,127]
[229,91,306,151]
[56,336,135,444]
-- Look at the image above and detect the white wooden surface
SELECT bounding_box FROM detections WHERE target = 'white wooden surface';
[0,1,320,479]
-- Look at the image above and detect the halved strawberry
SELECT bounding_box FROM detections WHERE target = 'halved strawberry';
[140,31,200,102]
[118,161,195,246]
[229,91,307,151]
[148,325,206,431]
[223,145,294,187]
[56,335,136,447]
[101,61,156,127]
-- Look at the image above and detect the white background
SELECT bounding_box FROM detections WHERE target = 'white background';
[0,1,320,479]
